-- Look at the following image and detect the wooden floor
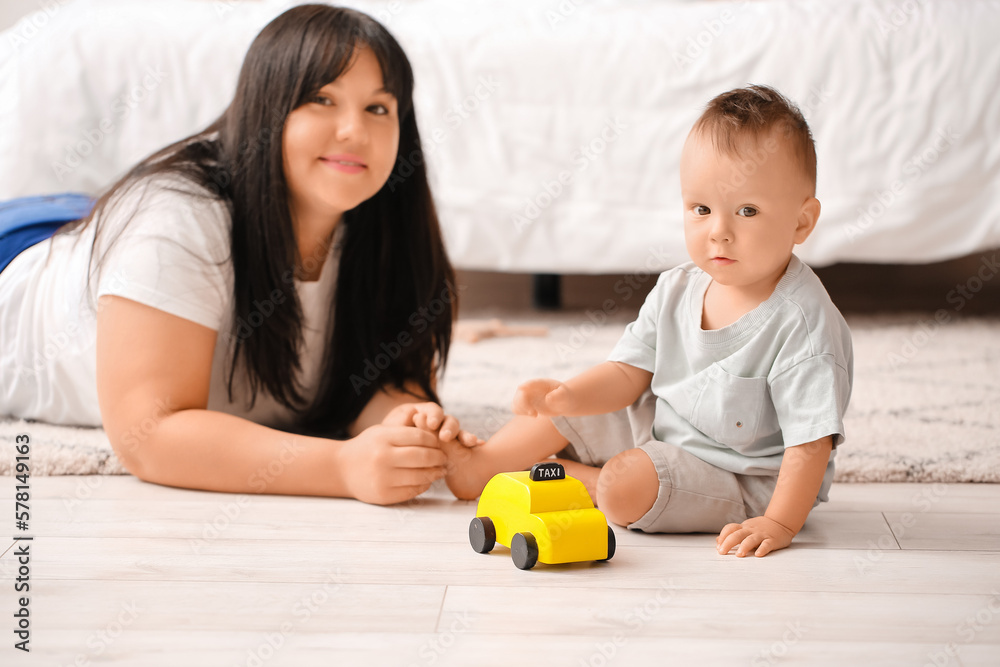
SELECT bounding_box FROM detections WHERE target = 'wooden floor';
[1,477,998,666]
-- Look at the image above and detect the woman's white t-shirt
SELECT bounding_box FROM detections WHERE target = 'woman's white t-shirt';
[0,176,341,429]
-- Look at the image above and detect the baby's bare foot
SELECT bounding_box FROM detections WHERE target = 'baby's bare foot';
[442,439,490,501]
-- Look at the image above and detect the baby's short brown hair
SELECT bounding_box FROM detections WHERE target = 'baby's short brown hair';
[692,84,817,194]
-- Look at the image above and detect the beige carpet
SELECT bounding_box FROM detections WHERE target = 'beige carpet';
[2,313,998,483]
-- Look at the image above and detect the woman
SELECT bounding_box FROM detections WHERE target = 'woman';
[0,5,479,505]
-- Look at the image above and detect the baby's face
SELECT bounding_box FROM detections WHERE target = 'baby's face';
[680,129,818,294]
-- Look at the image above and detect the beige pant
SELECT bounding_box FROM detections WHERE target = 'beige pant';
[551,389,779,534]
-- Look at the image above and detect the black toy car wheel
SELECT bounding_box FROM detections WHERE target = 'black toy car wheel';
[469,517,496,554]
[599,526,616,561]
[511,532,539,570]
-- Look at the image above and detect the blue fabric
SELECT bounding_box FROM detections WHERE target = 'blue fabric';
[0,193,95,275]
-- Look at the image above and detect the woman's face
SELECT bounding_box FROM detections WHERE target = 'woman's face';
[282,46,400,225]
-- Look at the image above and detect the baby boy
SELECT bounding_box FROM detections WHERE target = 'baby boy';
[447,84,853,558]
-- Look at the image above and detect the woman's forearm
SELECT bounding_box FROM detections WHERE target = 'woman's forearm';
[117,408,348,496]
[348,383,431,437]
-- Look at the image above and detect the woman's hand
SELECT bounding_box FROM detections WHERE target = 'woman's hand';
[512,378,575,417]
[382,402,484,448]
[337,425,449,505]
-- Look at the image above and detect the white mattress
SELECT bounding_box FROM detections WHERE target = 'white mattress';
[2,0,999,272]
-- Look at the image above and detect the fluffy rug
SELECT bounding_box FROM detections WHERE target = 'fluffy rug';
[2,313,998,482]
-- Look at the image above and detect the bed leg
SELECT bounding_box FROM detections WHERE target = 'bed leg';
[532,273,562,310]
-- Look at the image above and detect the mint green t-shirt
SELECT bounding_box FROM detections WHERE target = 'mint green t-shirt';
[608,255,853,502]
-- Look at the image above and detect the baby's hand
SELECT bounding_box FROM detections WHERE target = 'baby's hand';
[382,402,484,448]
[716,516,795,558]
[512,378,574,417]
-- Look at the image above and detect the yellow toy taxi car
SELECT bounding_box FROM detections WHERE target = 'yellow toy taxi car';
[468,462,616,570]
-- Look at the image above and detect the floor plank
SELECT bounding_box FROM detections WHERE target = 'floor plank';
[1,632,976,667]
[814,482,1000,513]
[0,579,446,633]
[1,535,997,595]
[21,498,893,551]
[884,511,1000,551]
[437,585,1000,644]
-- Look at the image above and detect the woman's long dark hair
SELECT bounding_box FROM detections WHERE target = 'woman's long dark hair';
[58,5,455,436]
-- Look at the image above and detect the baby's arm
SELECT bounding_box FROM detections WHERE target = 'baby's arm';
[514,361,653,417]
[442,362,651,501]
[716,436,833,557]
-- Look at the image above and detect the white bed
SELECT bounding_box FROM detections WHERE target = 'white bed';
[2,0,999,273]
